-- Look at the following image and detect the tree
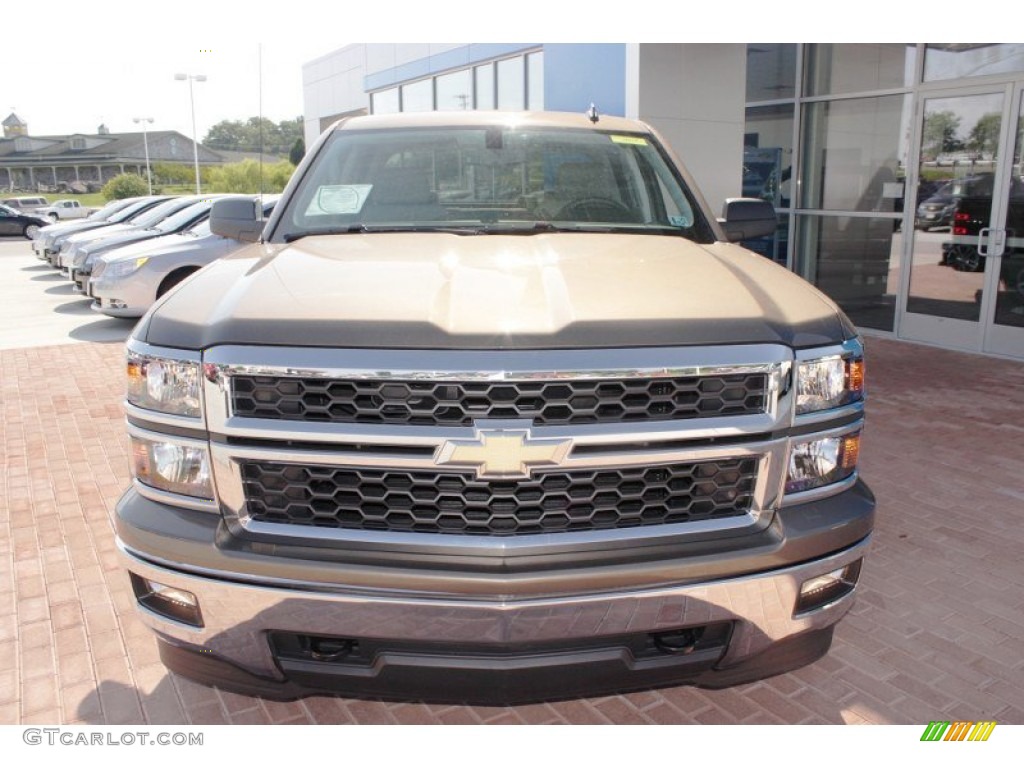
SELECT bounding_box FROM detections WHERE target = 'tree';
[968,112,1001,157]
[203,116,304,155]
[152,163,194,186]
[289,137,306,165]
[203,119,248,151]
[923,110,962,158]
[206,159,295,194]
[102,173,148,200]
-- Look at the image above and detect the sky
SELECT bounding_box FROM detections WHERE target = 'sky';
[3,1,1005,143]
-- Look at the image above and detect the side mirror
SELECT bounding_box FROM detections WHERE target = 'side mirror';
[719,198,777,242]
[209,198,263,242]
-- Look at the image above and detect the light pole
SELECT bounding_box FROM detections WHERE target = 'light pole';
[132,117,154,195]
[174,73,207,193]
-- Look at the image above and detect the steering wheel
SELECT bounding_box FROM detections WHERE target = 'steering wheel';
[554,197,636,223]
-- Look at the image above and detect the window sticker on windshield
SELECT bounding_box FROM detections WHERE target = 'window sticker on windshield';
[669,215,692,228]
[610,135,649,146]
[307,184,373,215]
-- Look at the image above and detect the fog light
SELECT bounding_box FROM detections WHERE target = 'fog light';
[130,573,203,627]
[786,432,860,494]
[131,436,212,499]
[795,559,862,615]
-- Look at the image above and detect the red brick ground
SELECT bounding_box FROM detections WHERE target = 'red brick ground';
[2,337,1023,725]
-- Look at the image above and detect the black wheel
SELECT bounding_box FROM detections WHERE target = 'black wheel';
[48,213,58,222]
[554,197,636,223]
[157,268,198,298]
[23,224,40,239]
[949,244,982,272]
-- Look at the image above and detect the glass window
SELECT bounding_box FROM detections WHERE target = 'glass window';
[371,88,399,115]
[527,52,544,111]
[436,70,472,111]
[804,44,916,96]
[497,57,525,110]
[744,104,794,209]
[276,126,716,242]
[746,44,796,101]
[475,64,495,110]
[800,95,911,212]
[795,214,902,332]
[401,79,433,113]
[924,44,1024,82]
[741,216,789,267]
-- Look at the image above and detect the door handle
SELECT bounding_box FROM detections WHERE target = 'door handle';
[978,227,990,257]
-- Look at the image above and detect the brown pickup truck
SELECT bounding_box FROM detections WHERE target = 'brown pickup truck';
[115,110,873,703]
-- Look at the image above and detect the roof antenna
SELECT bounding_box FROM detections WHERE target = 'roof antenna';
[586,103,599,124]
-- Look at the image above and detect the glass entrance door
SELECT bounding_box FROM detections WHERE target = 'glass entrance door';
[900,84,1024,357]
[984,90,1024,357]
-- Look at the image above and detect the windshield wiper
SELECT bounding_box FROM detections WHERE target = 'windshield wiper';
[282,221,687,243]
[283,224,494,242]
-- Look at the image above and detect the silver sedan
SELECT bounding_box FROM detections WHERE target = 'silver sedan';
[90,195,278,318]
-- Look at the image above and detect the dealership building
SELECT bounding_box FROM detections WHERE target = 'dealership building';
[302,44,1024,360]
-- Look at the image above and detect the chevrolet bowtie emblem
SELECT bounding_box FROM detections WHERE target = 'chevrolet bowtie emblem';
[435,429,572,479]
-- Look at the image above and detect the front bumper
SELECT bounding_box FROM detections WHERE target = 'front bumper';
[117,481,874,702]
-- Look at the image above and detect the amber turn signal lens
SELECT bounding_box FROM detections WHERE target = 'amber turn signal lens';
[846,358,865,395]
[840,432,860,470]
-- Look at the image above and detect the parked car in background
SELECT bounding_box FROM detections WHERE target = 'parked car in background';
[915,174,994,231]
[70,196,224,291]
[1,196,48,212]
[91,195,279,316]
[34,199,96,221]
[0,203,50,239]
[37,196,173,265]
[55,196,187,273]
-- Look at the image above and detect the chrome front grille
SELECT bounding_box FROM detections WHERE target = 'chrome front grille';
[230,372,770,426]
[203,344,793,549]
[239,458,758,536]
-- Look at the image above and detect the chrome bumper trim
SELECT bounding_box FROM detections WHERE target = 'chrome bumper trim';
[120,535,869,681]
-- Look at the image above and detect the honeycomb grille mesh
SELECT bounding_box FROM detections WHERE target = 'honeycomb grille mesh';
[231,373,769,426]
[240,458,758,536]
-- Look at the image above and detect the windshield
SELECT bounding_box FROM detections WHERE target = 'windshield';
[88,199,131,221]
[274,126,713,242]
[110,198,167,223]
[154,200,213,233]
[131,198,197,229]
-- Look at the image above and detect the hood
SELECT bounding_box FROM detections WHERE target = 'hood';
[99,232,192,261]
[81,228,163,257]
[137,232,852,351]
[65,223,134,245]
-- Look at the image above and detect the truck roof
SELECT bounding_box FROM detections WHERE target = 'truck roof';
[331,110,653,134]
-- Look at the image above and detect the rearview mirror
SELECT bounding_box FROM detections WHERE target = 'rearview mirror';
[718,198,777,242]
[209,198,263,242]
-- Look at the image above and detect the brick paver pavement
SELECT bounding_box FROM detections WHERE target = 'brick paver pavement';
[2,287,1023,724]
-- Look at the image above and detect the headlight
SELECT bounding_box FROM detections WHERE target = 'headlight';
[127,351,202,417]
[131,435,212,499]
[101,257,148,279]
[785,432,860,494]
[795,355,864,414]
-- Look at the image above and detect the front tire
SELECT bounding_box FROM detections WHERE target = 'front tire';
[23,224,40,239]
[157,267,199,298]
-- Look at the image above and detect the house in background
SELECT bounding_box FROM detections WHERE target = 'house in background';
[1,113,224,192]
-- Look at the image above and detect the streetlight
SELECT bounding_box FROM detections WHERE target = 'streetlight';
[133,117,154,195]
[174,73,207,194]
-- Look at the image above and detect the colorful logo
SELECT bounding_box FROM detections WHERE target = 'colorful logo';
[920,721,997,742]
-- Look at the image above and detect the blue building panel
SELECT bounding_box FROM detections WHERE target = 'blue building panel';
[542,44,626,116]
